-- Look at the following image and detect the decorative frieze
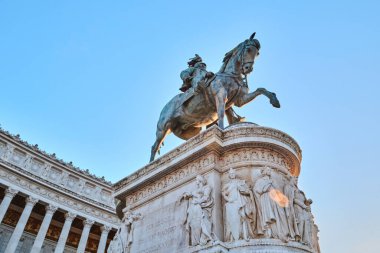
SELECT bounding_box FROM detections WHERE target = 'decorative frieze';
[0,167,119,226]
[0,128,111,185]
[125,154,216,207]
[0,130,114,209]
[114,127,222,191]
[223,124,302,159]
[0,159,115,212]
[114,124,301,193]
[220,148,293,173]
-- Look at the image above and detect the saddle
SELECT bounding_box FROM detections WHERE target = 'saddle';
[180,75,217,106]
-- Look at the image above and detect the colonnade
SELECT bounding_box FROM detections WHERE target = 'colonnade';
[0,185,112,253]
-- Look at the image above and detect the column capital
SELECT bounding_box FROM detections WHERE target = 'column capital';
[64,211,76,222]
[45,204,58,214]
[83,219,95,227]
[5,187,18,198]
[101,225,112,233]
[26,196,39,206]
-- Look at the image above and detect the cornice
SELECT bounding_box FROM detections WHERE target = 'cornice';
[0,160,115,212]
[0,127,111,186]
[113,123,302,193]
[0,164,119,227]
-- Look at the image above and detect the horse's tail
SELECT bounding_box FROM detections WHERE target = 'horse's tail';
[150,95,181,162]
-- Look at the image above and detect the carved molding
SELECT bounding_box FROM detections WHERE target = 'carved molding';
[0,167,119,226]
[0,128,111,185]
[0,136,114,208]
[220,148,293,173]
[0,159,115,212]
[114,124,301,192]
[223,124,302,160]
[125,153,217,207]
[114,127,222,191]
[124,147,294,209]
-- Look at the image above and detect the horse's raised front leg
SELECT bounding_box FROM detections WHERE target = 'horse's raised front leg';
[235,88,280,108]
[214,89,227,129]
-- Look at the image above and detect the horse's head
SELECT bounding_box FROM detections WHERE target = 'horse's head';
[241,32,260,75]
[219,32,261,76]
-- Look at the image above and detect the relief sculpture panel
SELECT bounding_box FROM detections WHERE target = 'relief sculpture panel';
[114,124,319,253]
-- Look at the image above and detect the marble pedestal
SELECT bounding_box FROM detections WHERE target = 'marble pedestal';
[112,123,320,253]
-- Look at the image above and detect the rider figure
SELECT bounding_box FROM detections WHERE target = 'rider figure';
[180,54,244,124]
[179,54,214,92]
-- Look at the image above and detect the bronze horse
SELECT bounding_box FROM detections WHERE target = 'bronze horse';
[150,33,280,162]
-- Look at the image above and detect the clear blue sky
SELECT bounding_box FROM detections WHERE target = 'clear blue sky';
[0,1,379,252]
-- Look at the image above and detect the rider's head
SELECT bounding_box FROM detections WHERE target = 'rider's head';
[188,54,203,67]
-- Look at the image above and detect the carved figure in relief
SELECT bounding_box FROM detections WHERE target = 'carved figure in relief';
[180,175,215,246]
[312,221,321,253]
[108,207,142,253]
[253,167,289,242]
[294,189,312,246]
[222,168,255,241]
[283,175,301,241]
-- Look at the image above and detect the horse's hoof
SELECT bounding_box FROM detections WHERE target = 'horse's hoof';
[270,99,281,108]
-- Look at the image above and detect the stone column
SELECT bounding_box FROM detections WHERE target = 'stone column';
[54,212,76,253]
[97,225,111,253]
[77,219,95,253]
[30,204,58,253]
[4,196,38,253]
[0,187,18,223]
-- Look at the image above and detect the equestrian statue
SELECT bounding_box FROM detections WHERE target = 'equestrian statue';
[150,33,280,162]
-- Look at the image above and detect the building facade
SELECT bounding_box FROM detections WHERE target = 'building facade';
[0,128,120,253]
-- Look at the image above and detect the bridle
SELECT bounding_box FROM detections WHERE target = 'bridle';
[240,41,259,87]
[216,39,259,87]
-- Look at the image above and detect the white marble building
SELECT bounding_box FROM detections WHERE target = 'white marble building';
[0,128,119,253]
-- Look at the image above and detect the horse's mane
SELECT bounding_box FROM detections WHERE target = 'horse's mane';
[219,41,245,73]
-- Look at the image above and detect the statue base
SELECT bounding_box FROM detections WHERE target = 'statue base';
[112,123,319,253]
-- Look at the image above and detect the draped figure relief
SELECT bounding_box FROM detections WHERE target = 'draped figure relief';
[294,190,313,246]
[312,221,321,253]
[283,175,301,241]
[180,175,215,246]
[222,168,256,242]
[253,167,290,242]
[108,208,142,253]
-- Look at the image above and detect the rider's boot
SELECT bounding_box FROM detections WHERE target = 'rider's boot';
[225,107,246,125]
